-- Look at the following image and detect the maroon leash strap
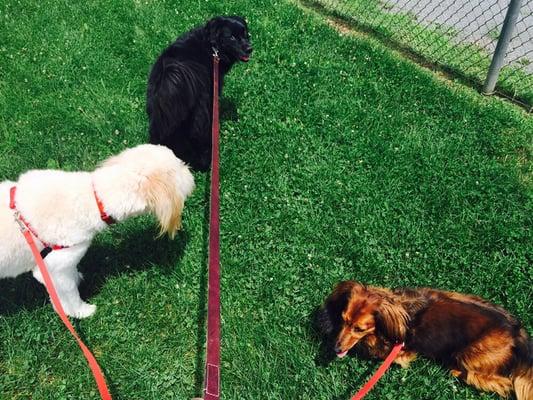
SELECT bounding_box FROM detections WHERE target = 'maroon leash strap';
[203,49,221,400]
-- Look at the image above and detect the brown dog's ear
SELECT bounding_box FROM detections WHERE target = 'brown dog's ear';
[331,280,358,299]
[374,299,409,343]
[316,281,358,335]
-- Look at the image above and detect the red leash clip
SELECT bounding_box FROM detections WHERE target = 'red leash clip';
[13,211,28,232]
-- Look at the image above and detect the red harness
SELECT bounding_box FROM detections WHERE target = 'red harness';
[10,186,67,256]
[9,185,114,257]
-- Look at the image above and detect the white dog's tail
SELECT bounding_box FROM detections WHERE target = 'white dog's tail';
[144,164,194,239]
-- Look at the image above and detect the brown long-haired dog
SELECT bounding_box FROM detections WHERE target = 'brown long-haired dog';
[317,281,532,399]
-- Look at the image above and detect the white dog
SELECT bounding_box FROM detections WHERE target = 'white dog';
[0,144,195,318]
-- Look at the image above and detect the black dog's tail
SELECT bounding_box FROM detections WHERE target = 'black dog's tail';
[147,60,202,144]
[512,331,533,400]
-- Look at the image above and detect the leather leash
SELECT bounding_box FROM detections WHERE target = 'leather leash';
[202,48,222,400]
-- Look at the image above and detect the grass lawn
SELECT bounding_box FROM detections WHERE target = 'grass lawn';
[0,0,532,399]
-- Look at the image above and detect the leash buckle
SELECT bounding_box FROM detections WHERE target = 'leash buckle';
[13,211,27,233]
[212,47,219,60]
[205,363,220,397]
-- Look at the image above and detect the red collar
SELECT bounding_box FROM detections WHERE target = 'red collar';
[92,184,116,225]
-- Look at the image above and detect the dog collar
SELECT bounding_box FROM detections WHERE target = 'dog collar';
[92,184,116,225]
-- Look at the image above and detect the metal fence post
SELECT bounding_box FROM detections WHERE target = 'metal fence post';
[482,0,523,95]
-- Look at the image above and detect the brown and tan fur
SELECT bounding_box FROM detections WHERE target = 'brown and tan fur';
[318,281,532,399]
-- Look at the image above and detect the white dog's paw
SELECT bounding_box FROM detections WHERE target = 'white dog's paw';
[67,302,97,319]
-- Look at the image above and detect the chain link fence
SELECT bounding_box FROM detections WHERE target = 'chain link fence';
[305,0,533,111]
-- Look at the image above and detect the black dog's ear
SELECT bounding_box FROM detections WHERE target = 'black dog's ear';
[316,281,356,336]
[228,15,247,28]
[205,16,225,46]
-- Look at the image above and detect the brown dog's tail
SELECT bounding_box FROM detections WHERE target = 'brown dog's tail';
[512,332,533,400]
[514,366,533,400]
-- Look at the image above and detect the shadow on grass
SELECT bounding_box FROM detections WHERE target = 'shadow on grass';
[308,306,338,367]
[300,0,533,113]
[220,97,238,121]
[0,222,190,398]
[0,223,189,316]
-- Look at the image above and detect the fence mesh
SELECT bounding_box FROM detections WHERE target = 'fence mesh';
[306,0,533,111]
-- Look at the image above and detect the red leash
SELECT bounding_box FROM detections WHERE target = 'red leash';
[203,49,221,400]
[350,342,404,400]
[11,189,112,400]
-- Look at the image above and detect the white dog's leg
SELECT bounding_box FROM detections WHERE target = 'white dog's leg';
[33,267,83,286]
[32,245,95,319]
[49,268,96,319]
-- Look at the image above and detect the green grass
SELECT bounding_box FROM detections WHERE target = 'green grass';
[0,0,532,399]
[307,0,533,109]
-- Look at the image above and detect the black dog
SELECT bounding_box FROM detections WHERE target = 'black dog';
[146,16,252,171]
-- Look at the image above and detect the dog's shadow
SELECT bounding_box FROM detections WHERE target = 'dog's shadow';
[0,222,189,316]
[220,98,238,121]
[79,224,189,299]
[308,306,339,367]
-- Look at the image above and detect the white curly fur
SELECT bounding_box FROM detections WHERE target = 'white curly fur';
[0,144,195,318]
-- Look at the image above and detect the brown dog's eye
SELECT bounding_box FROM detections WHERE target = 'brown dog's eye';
[353,326,364,332]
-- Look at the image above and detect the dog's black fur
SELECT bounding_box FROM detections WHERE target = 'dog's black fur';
[146,16,252,171]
